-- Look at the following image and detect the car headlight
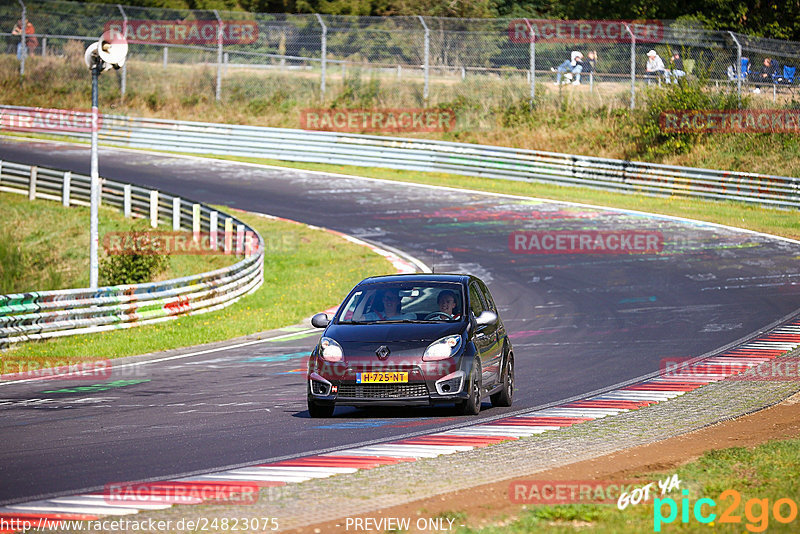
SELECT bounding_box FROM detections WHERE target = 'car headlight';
[319,337,343,362]
[423,335,462,361]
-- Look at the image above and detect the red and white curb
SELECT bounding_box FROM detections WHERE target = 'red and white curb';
[2,321,798,531]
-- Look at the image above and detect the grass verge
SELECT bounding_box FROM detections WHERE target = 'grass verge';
[458,437,800,533]
[3,208,393,363]
[0,191,238,294]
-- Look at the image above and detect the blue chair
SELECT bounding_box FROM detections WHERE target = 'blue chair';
[776,65,796,85]
[740,57,750,79]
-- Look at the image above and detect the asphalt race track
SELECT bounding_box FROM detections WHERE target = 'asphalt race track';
[1,139,799,504]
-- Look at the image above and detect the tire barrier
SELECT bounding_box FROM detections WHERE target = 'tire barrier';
[0,159,264,348]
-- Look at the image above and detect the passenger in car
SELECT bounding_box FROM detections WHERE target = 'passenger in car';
[365,290,415,321]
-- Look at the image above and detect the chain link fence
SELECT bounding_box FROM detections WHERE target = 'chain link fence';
[2,1,800,130]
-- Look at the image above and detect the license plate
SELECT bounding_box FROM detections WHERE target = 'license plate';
[357,372,408,384]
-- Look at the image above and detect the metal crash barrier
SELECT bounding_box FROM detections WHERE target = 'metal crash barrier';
[0,159,264,347]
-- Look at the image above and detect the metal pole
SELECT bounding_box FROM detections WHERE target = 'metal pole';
[728,31,742,105]
[315,14,327,99]
[90,63,100,289]
[214,10,223,101]
[624,23,635,110]
[118,4,127,97]
[525,19,535,108]
[417,16,430,101]
[18,0,26,76]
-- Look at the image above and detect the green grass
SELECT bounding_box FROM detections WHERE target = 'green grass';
[459,437,800,533]
[4,209,392,362]
[0,191,238,293]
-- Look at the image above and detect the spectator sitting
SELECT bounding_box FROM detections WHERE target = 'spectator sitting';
[668,52,685,84]
[12,19,37,60]
[751,57,779,93]
[552,51,584,86]
[584,50,597,77]
[645,50,666,85]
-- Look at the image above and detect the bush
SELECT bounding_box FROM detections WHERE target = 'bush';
[100,253,169,286]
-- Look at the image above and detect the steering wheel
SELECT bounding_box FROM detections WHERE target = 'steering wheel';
[424,311,454,320]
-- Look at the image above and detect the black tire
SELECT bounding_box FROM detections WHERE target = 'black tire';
[491,353,514,408]
[308,398,335,418]
[456,358,482,416]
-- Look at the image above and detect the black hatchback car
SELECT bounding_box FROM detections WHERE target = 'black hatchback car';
[306,273,514,417]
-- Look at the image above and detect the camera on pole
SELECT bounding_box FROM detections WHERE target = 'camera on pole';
[84,30,128,71]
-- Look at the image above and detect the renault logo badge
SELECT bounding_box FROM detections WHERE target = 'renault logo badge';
[376,345,390,360]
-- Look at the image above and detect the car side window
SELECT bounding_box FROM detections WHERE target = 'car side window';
[469,282,485,317]
[478,281,497,313]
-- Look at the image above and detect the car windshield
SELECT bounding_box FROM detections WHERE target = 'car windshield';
[337,282,465,324]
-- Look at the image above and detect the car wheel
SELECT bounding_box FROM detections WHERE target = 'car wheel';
[308,398,335,418]
[456,358,482,416]
[491,353,514,408]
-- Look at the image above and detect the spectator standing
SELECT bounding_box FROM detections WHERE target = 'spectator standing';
[12,19,37,60]
[645,50,666,85]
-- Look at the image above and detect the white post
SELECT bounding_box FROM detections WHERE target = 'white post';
[0,160,3,186]
[418,16,430,101]
[41,36,46,57]
[315,14,327,99]
[118,4,127,97]
[624,23,636,110]
[236,223,244,254]
[28,166,36,200]
[209,211,218,250]
[224,217,233,254]
[150,190,158,228]
[163,47,168,69]
[18,0,26,76]
[172,196,181,230]
[214,9,223,102]
[62,170,71,206]
[123,184,131,217]
[525,19,535,106]
[192,203,200,242]
[728,31,742,106]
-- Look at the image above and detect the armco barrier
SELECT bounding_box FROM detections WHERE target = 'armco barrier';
[1,105,798,208]
[0,159,264,348]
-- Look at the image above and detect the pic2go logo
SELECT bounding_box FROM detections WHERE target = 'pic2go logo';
[654,489,799,532]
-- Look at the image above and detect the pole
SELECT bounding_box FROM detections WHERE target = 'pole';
[118,4,127,97]
[18,0,26,76]
[728,31,742,106]
[315,14,327,99]
[524,19,535,108]
[90,63,100,289]
[417,16,429,101]
[624,23,635,110]
[214,10,223,101]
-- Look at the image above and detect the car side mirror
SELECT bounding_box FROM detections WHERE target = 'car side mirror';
[475,310,497,326]
[311,313,330,328]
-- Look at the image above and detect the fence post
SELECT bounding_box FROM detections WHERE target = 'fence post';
[123,184,131,217]
[417,15,430,102]
[41,36,46,56]
[192,203,201,242]
[117,4,127,97]
[728,31,742,106]
[163,47,168,69]
[172,196,181,230]
[224,217,233,254]
[524,19,535,108]
[236,223,244,254]
[62,170,71,206]
[0,160,3,187]
[150,190,158,228]
[17,0,26,77]
[315,14,327,100]
[624,23,636,110]
[28,166,37,200]
[214,10,223,102]
[210,210,218,250]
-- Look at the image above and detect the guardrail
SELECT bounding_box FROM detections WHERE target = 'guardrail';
[0,159,264,348]
[1,105,797,209]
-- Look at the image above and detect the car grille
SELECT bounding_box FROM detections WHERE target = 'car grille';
[337,383,429,399]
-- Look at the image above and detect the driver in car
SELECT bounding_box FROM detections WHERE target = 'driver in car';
[436,290,460,319]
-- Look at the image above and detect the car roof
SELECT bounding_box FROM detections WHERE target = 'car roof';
[358,273,472,285]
